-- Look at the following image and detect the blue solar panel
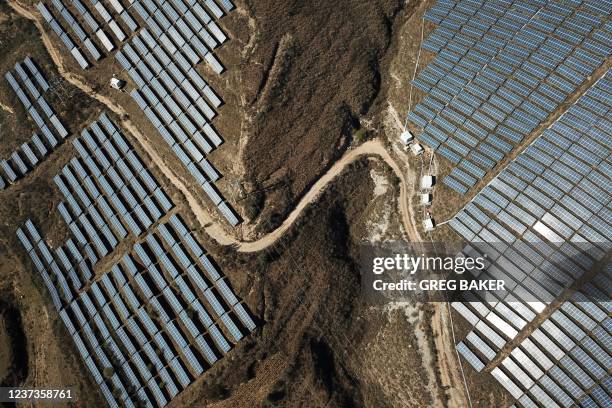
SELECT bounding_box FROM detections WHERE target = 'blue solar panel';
[442,175,469,195]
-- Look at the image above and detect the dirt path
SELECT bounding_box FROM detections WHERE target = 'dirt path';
[0,101,14,114]
[432,303,470,408]
[210,139,420,251]
[10,0,418,254]
[386,104,467,406]
[11,2,469,406]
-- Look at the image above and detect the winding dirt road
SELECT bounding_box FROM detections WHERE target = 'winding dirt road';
[9,3,468,406]
[208,139,420,251]
[10,0,420,254]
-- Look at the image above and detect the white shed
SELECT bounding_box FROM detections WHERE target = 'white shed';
[423,217,435,231]
[421,193,432,205]
[411,143,424,156]
[110,77,126,90]
[421,175,435,189]
[400,130,414,146]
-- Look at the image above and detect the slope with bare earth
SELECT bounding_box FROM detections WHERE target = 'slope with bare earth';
[171,157,437,407]
[0,0,497,406]
[234,0,406,236]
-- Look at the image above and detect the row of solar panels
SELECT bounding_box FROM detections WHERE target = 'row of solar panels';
[417,43,607,193]
[115,28,239,226]
[17,212,254,407]
[45,0,233,70]
[455,276,610,367]
[11,115,171,311]
[5,61,67,138]
[54,113,174,268]
[407,0,611,194]
[128,0,227,74]
[453,284,611,364]
[119,28,222,133]
[1,58,67,186]
[448,69,611,405]
[0,132,55,187]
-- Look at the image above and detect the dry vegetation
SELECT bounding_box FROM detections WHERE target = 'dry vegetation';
[171,158,437,407]
[0,0,508,406]
[233,0,406,235]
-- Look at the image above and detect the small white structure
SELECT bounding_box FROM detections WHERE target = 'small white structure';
[411,142,424,156]
[423,217,435,231]
[421,175,435,189]
[400,130,414,146]
[421,193,432,205]
[110,77,126,90]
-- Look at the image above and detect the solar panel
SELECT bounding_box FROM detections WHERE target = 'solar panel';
[234,303,256,331]
[457,341,485,372]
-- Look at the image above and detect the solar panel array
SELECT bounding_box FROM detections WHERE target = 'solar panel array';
[407,0,611,194]
[117,0,238,225]
[36,0,233,70]
[449,73,611,406]
[115,27,238,225]
[40,0,141,67]
[53,112,174,267]
[16,215,254,407]
[14,114,253,407]
[37,2,91,69]
[482,282,611,408]
[35,0,241,226]
[126,0,227,73]
[118,0,238,226]
[1,57,67,188]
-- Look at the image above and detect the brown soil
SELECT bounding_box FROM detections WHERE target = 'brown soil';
[171,158,436,407]
[234,0,405,234]
[0,310,14,384]
[0,0,507,406]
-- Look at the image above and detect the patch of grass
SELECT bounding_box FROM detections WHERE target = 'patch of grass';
[352,128,368,143]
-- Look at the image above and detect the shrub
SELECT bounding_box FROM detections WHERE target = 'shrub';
[352,128,368,143]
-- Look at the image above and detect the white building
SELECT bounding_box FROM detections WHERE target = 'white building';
[400,130,414,146]
[421,175,435,189]
[411,143,424,156]
[421,193,432,205]
[110,77,126,90]
[423,217,435,231]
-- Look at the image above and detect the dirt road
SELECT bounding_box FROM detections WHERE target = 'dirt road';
[9,0,419,253]
[10,3,468,406]
[208,139,420,251]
